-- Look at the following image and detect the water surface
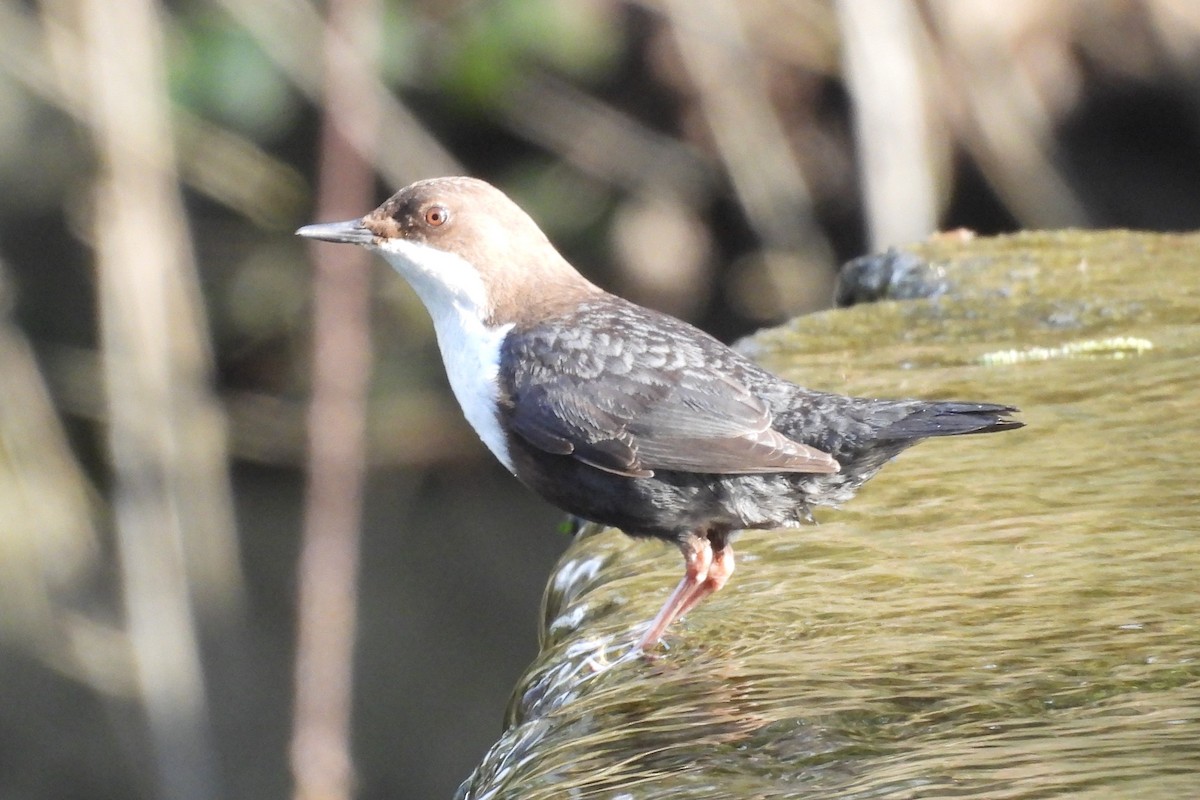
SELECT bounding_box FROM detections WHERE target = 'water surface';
[459,231,1200,799]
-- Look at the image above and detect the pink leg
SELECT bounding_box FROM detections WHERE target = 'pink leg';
[673,539,735,622]
[635,533,712,652]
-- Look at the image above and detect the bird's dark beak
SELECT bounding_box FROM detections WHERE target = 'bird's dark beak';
[295,219,375,245]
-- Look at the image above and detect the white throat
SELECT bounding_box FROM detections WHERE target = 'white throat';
[376,238,514,473]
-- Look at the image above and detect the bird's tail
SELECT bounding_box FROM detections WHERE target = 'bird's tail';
[873,402,1023,441]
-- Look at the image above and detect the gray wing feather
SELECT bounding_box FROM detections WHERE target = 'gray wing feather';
[503,305,840,478]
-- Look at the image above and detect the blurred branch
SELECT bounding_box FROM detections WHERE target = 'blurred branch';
[66,0,244,795]
[0,259,100,666]
[0,265,140,702]
[500,72,715,201]
[42,343,483,467]
[1146,0,1200,65]
[836,0,941,249]
[659,0,828,253]
[660,0,835,316]
[175,112,309,229]
[2,1,305,227]
[925,2,1089,228]
[290,0,383,798]
[215,0,460,183]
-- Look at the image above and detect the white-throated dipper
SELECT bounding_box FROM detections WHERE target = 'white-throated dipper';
[297,177,1022,652]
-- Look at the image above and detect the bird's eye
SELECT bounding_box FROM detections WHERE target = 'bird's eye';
[423,205,449,227]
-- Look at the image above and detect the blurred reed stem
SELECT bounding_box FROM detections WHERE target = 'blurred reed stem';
[290,1,382,799]
[70,0,242,796]
[213,0,460,182]
[836,0,940,250]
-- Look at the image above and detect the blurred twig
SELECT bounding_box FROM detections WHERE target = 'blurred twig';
[41,343,483,467]
[836,0,941,250]
[4,1,305,227]
[924,1,1089,227]
[68,0,242,796]
[663,0,826,250]
[0,260,99,667]
[215,0,461,182]
[290,0,382,798]
[500,72,715,200]
[661,0,836,316]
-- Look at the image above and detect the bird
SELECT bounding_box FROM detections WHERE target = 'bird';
[297,176,1022,652]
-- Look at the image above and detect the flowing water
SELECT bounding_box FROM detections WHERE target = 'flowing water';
[457,232,1200,799]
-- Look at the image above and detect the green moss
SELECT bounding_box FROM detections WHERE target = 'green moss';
[460,231,1200,800]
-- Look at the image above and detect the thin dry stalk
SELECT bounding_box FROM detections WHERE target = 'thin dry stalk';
[290,1,382,799]
[836,0,941,249]
[0,260,98,664]
[661,0,835,316]
[213,0,460,183]
[72,0,240,796]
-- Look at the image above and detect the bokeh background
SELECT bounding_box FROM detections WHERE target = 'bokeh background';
[2,1,1200,799]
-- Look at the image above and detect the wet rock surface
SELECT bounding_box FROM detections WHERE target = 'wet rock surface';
[458,231,1200,800]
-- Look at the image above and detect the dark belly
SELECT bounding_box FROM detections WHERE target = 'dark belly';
[508,440,832,540]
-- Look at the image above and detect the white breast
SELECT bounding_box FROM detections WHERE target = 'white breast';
[434,317,514,473]
[376,239,515,473]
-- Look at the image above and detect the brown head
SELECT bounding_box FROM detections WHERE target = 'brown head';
[297,177,600,326]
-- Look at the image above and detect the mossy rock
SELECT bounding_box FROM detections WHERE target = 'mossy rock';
[458,231,1200,800]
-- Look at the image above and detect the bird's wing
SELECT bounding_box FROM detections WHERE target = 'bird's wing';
[500,303,839,478]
